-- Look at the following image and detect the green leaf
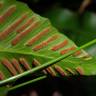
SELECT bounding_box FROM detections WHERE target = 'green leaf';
[0,0,96,93]
[76,12,96,46]
[86,44,96,57]
[0,86,8,96]
[43,8,79,31]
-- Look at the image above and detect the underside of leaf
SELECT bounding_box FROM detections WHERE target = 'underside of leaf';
[0,0,96,89]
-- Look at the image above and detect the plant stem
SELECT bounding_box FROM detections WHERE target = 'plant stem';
[8,75,47,91]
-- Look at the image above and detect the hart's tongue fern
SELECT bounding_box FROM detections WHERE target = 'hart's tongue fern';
[0,0,96,95]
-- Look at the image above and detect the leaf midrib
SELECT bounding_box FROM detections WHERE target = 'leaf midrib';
[0,48,53,59]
